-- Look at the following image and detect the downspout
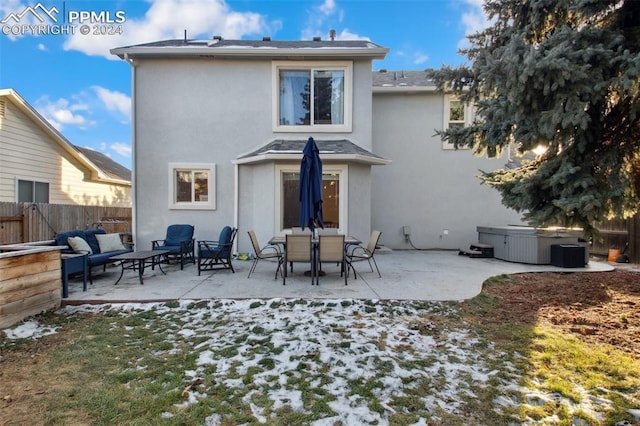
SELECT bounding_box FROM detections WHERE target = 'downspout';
[125,53,137,248]
[233,162,239,254]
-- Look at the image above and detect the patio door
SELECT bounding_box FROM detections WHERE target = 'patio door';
[276,164,347,233]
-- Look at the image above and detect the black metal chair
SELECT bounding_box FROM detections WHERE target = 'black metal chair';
[197,226,237,275]
[151,224,195,270]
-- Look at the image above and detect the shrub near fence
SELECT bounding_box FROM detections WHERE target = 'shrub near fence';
[0,202,132,244]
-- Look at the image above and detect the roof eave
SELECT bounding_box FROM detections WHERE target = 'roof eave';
[111,46,389,60]
[233,153,390,166]
[372,86,438,94]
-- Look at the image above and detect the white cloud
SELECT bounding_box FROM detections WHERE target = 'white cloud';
[111,142,132,158]
[319,0,337,15]
[0,0,48,40]
[63,0,274,59]
[92,86,131,118]
[35,95,90,131]
[457,0,491,50]
[301,0,366,42]
[413,52,429,65]
[37,43,46,51]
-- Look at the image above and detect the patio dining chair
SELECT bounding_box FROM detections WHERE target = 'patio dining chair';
[345,230,382,278]
[197,226,238,275]
[282,234,312,285]
[316,234,348,286]
[151,224,195,270]
[247,230,283,279]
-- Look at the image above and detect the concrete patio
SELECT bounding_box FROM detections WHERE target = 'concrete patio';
[62,250,615,304]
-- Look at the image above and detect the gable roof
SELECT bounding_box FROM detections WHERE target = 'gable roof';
[111,38,389,60]
[0,88,131,186]
[234,139,390,166]
[74,145,132,181]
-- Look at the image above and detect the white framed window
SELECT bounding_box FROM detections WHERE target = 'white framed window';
[273,61,352,132]
[17,178,49,203]
[168,163,216,210]
[274,164,348,233]
[442,95,473,150]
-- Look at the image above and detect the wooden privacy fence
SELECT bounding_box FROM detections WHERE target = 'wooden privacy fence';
[0,202,637,262]
[592,214,640,264]
[0,202,131,244]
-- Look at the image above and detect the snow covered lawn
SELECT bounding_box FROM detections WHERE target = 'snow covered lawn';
[2,298,636,425]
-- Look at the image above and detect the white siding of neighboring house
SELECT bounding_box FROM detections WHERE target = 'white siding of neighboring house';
[371,90,525,250]
[0,98,131,207]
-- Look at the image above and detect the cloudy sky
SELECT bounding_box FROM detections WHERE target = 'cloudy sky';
[0,0,489,168]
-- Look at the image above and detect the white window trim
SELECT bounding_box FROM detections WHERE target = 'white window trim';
[274,164,348,234]
[442,95,473,150]
[15,177,50,203]
[168,163,216,210]
[272,61,353,133]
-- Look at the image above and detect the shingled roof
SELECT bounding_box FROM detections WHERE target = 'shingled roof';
[74,146,132,182]
[235,139,389,166]
[372,70,438,92]
[111,38,389,60]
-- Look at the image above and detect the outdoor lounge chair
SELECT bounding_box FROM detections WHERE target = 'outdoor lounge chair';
[247,230,283,279]
[197,226,237,275]
[345,230,382,278]
[282,234,312,285]
[151,224,195,270]
[316,234,349,286]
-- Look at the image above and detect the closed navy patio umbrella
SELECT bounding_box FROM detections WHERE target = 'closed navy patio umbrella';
[299,137,323,232]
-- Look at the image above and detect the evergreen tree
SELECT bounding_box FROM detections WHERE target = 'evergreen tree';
[428,0,640,234]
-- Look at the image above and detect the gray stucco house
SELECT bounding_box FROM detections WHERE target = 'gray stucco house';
[111,37,523,254]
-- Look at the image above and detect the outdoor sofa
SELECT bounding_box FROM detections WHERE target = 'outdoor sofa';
[54,228,133,283]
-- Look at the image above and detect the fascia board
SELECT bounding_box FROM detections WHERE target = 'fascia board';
[233,153,390,166]
[111,46,389,60]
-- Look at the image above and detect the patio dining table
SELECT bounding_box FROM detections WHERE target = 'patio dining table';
[269,235,361,246]
[269,234,361,279]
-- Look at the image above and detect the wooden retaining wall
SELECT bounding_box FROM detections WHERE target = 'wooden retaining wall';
[0,246,62,329]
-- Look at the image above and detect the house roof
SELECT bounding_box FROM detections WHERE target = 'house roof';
[111,38,389,60]
[234,139,390,166]
[0,88,131,186]
[74,145,132,182]
[372,69,438,93]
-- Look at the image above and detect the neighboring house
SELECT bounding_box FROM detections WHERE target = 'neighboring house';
[111,38,523,253]
[0,88,131,207]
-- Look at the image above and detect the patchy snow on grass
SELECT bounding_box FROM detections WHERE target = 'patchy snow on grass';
[4,298,629,424]
[55,299,501,423]
[2,319,58,340]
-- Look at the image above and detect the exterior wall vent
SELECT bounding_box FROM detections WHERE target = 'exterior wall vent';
[0,100,5,118]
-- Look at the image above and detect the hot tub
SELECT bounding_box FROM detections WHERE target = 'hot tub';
[477,225,588,265]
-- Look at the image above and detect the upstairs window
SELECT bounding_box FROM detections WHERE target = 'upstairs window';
[17,179,49,203]
[274,62,352,132]
[442,95,473,150]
